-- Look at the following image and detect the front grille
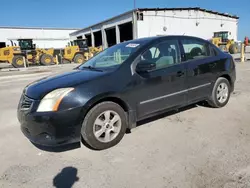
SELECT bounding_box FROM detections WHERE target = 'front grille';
[20,94,34,110]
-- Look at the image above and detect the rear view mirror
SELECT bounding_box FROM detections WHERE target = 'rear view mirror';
[136,60,156,72]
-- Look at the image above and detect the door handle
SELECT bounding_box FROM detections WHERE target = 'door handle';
[176,71,184,77]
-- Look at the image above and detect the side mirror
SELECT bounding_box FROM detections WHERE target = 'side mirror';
[136,60,156,72]
[33,44,36,48]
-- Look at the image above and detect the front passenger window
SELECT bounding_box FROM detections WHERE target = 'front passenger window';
[181,39,210,61]
[140,40,181,70]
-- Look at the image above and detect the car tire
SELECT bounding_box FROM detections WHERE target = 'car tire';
[73,54,84,64]
[81,102,127,150]
[208,77,231,108]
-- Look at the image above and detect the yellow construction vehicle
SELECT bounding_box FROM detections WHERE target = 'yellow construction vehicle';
[0,39,56,68]
[211,31,239,54]
[62,39,102,64]
[18,39,54,66]
[0,41,26,68]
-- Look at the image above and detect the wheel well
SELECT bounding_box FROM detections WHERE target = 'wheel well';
[91,97,129,112]
[14,53,25,56]
[79,97,132,132]
[220,74,232,86]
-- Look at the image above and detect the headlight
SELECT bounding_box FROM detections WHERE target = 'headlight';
[37,88,74,112]
[14,47,20,51]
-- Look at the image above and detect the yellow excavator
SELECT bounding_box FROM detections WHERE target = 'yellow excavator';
[211,31,239,54]
[62,39,102,64]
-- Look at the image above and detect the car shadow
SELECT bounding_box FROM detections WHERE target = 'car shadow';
[31,142,81,153]
[136,102,205,127]
[53,167,79,188]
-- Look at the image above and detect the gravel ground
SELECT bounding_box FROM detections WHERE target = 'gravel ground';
[0,62,250,188]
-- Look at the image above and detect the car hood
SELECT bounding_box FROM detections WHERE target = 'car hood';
[24,69,108,99]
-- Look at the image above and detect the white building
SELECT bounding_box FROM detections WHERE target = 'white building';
[70,7,239,49]
[0,26,78,49]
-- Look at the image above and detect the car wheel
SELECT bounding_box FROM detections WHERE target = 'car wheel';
[81,102,127,150]
[208,77,231,108]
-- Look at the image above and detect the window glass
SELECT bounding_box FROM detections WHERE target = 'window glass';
[140,40,181,70]
[181,39,210,61]
[213,48,218,56]
[209,44,218,56]
[19,40,33,50]
[79,40,147,69]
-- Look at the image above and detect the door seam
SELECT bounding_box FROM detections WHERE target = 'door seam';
[139,83,211,105]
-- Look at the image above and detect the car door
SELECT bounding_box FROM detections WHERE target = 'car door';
[180,37,218,102]
[132,39,188,119]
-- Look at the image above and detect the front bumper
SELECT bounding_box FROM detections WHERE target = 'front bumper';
[18,105,83,147]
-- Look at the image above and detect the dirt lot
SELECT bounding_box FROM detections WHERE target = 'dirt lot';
[0,62,250,188]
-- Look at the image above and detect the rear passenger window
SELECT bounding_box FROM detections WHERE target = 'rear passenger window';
[140,40,181,70]
[181,39,210,61]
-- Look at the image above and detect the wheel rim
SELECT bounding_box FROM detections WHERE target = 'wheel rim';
[93,110,122,143]
[45,57,51,64]
[77,57,83,63]
[16,58,24,66]
[217,83,229,103]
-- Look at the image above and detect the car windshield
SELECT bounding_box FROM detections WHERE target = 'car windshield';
[78,41,145,69]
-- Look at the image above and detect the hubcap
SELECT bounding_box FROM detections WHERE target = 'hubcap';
[45,57,51,63]
[217,83,229,103]
[77,58,83,63]
[16,58,24,65]
[93,110,122,143]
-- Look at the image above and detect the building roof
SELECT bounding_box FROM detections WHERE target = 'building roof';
[0,26,79,30]
[70,10,134,36]
[138,7,239,19]
[70,7,239,36]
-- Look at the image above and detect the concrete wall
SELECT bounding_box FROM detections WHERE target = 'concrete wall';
[70,12,133,48]
[137,10,238,41]
[0,27,77,48]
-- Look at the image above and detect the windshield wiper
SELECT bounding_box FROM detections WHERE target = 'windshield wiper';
[80,66,103,72]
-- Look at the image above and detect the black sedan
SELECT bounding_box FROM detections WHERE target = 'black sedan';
[18,35,236,150]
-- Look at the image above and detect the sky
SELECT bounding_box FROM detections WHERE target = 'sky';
[1,0,249,40]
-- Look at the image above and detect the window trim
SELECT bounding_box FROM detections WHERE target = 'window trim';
[135,39,182,72]
[209,44,219,57]
[179,38,212,63]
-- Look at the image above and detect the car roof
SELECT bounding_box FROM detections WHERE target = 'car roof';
[127,35,208,44]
